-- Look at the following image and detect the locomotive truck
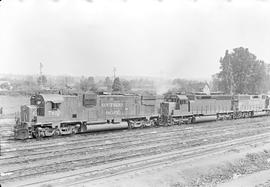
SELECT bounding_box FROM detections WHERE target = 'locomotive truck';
[14,92,270,139]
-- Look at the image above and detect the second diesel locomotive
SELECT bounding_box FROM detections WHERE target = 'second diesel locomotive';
[160,94,270,125]
[14,92,270,139]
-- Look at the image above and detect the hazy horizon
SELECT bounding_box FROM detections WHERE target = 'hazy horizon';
[1,0,270,80]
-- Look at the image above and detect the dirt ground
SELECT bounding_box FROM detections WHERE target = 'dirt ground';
[75,141,270,187]
[1,117,270,187]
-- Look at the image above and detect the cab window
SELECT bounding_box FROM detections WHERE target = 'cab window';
[180,100,187,104]
[51,102,60,110]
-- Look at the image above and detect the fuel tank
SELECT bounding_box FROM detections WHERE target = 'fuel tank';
[193,115,217,123]
[253,111,268,117]
[85,121,129,132]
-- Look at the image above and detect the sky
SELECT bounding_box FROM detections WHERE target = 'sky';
[1,0,270,80]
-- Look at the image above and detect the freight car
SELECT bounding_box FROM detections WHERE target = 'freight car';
[160,93,270,125]
[14,92,162,139]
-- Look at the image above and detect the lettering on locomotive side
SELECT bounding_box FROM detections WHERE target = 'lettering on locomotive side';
[101,102,126,116]
[48,110,61,117]
[105,110,121,115]
[101,103,123,108]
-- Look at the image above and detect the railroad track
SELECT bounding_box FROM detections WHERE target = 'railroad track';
[1,117,270,186]
[16,131,270,187]
[1,120,266,158]
[1,116,268,155]
[1,116,267,150]
[1,125,270,184]
[1,119,269,166]
[1,124,269,166]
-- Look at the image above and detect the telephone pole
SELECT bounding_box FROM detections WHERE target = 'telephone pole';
[229,56,233,95]
[40,62,43,76]
[113,67,116,80]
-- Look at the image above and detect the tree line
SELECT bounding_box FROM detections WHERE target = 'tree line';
[4,47,269,96]
[0,75,157,95]
[79,76,132,93]
[211,47,270,95]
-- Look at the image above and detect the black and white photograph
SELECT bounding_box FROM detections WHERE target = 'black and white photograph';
[1,0,270,186]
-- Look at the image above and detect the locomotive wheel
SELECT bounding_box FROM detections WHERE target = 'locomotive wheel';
[191,117,195,123]
[33,129,41,139]
[71,127,77,134]
[80,123,87,133]
[150,120,156,127]
[238,112,243,119]
[141,121,146,128]
[128,121,134,129]
[144,121,151,127]
[186,118,192,124]
[32,132,36,138]
[75,124,81,133]
[40,131,45,137]
[53,129,61,136]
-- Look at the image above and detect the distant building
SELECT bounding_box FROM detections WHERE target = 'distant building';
[193,83,211,95]
[202,84,211,95]
[0,81,12,91]
[97,86,110,92]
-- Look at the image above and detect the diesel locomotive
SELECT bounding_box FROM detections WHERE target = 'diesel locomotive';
[14,92,162,139]
[160,94,270,125]
[14,92,270,139]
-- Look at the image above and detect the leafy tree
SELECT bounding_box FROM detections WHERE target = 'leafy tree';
[217,47,267,94]
[209,74,221,92]
[104,76,112,90]
[264,64,270,93]
[122,80,131,92]
[112,77,122,92]
[87,76,95,86]
[79,77,88,91]
[79,76,97,92]
[24,76,36,87]
[218,50,234,94]
[171,78,205,93]
[37,75,47,86]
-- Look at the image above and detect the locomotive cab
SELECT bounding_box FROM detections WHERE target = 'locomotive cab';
[14,94,82,139]
[162,94,189,115]
[14,105,38,139]
[160,94,191,124]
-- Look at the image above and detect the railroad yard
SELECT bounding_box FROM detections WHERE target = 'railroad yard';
[0,117,270,187]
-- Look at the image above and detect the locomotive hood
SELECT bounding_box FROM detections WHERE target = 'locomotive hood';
[39,94,64,103]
